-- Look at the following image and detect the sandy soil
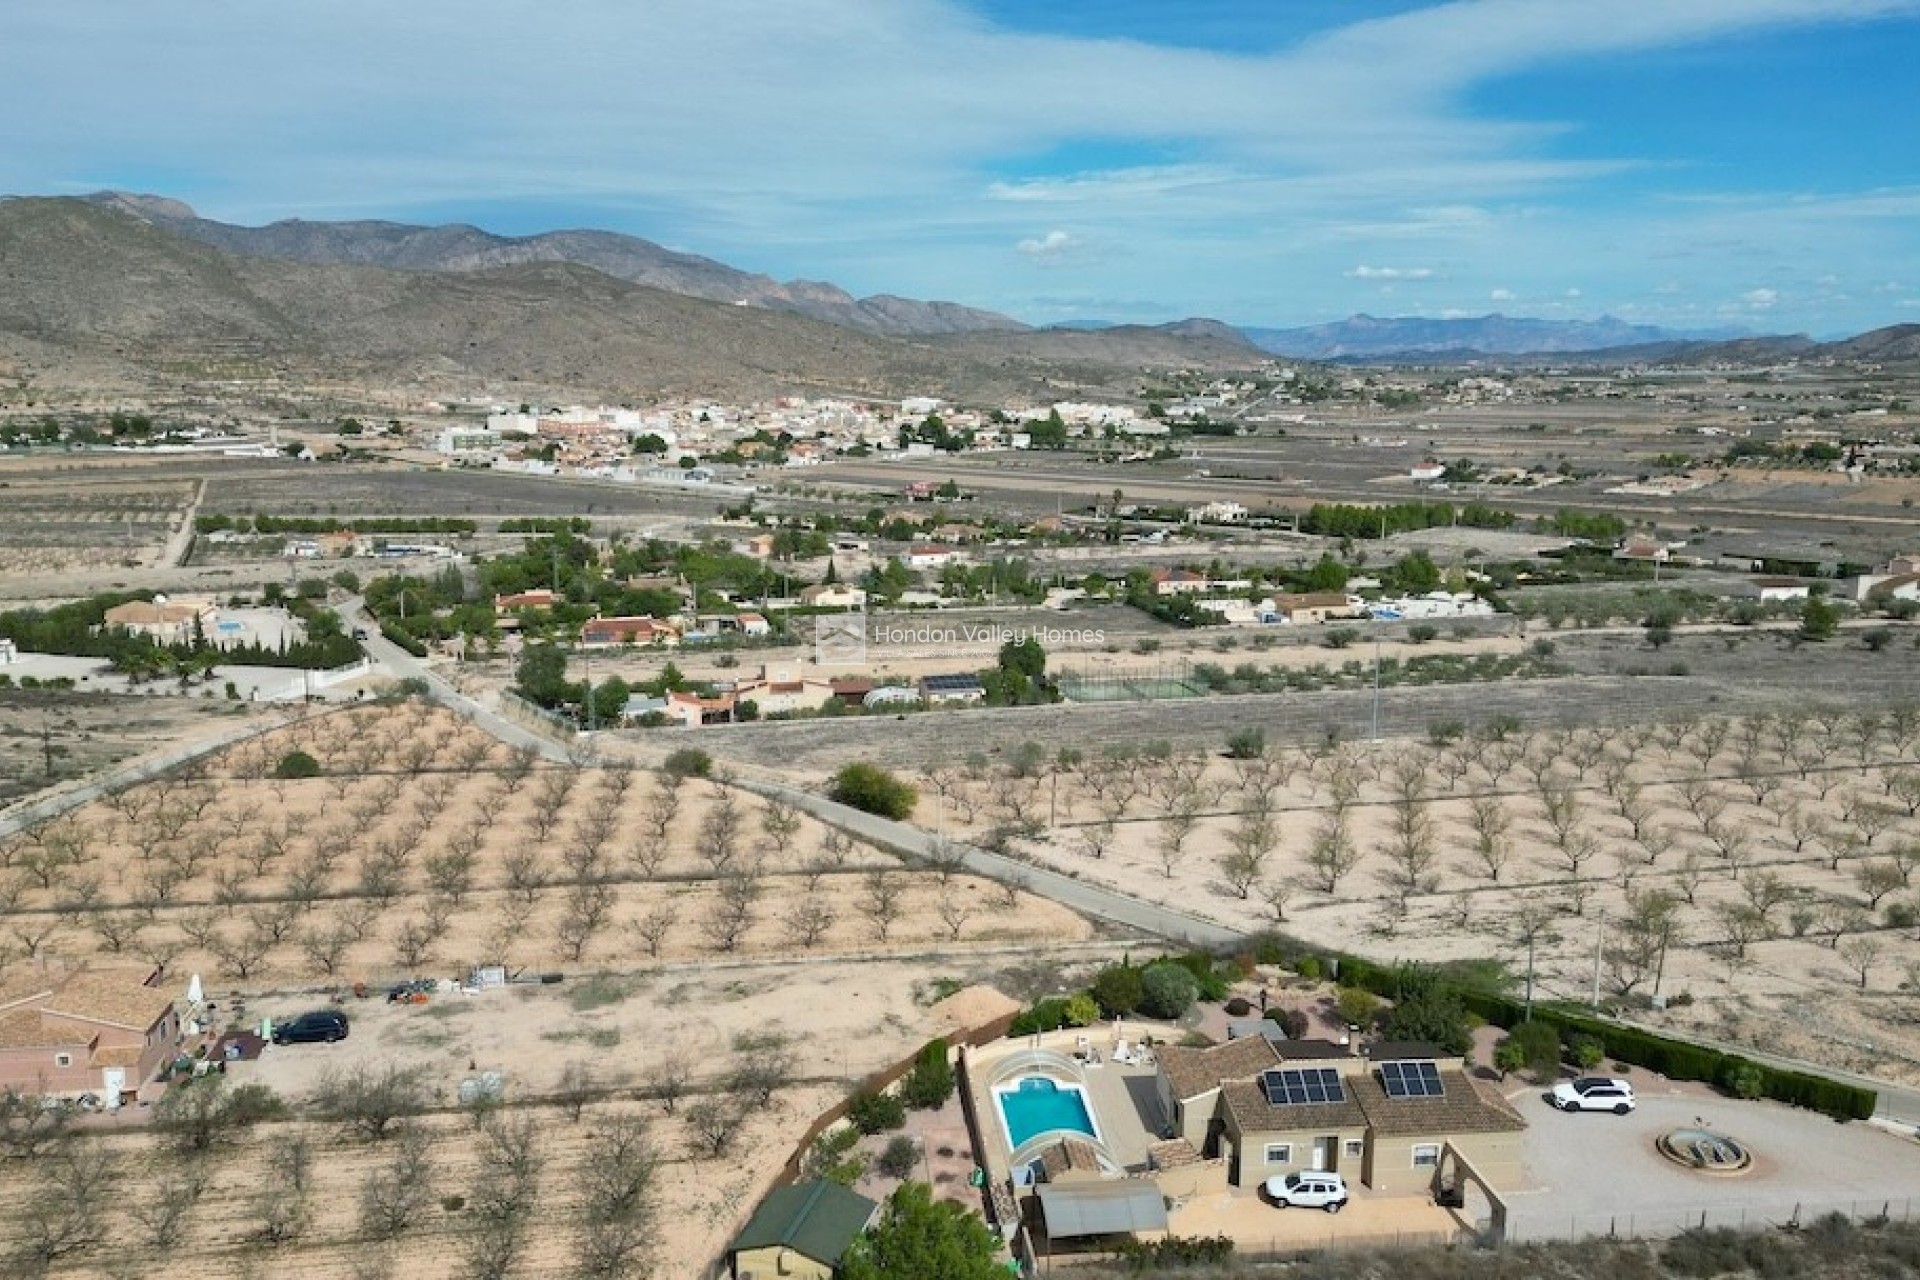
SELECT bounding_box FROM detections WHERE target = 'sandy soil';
[0,702,1093,989]
[908,711,1920,1086]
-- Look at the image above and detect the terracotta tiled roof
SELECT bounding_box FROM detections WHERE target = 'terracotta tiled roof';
[0,1009,90,1051]
[1147,1138,1202,1170]
[1158,1035,1279,1101]
[42,970,174,1033]
[1038,1137,1105,1179]
[1220,1078,1368,1135]
[1348,1068,1526,1137]
[89,1044,145,1070]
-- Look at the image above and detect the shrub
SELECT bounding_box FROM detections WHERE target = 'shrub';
[272,750,322,780]
[662,747,712,779]
[876,1135,920,1180]
[1323,627,1357,649]
[1063,994,1100,1028]
[1225,728,1265,760]
[1496,1022,1561,1081]
[1139,964,1199,1020]
[1334,986,1380,1029]
[1168,953,1231,1001]
[847,1089,906,1134]
[1009,998,1073,1036]
[1721,1062,1765,1101]
[1223,997,1253,1017]
[1296,956,1324,981]
[1276,1009,1309,1039]
[1570,1034,1606,1072]
[829,762,917,820]
[1092,966,1144,1018]
[900,1040,955,1110]
[1406,623,1439,644]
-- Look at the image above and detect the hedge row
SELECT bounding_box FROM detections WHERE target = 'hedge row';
[1307,949,1875,1123]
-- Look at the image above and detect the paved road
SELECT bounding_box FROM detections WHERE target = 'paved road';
[337,598,576,766]
[720,763,1241,949]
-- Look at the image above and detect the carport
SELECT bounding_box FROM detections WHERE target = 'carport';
[1034,1181,1169,1253]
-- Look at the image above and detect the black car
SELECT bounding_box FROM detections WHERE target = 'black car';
[272,1010,350,1045]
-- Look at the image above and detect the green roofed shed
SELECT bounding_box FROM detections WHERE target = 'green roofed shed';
[731,1180,881,1279]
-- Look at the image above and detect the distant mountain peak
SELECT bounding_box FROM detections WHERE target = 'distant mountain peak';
[1242,312,1752,359]
[78,191,1026,339]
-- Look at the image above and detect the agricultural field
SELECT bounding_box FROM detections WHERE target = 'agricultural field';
[910,705,1920,1087]
[0,691,266,811]
[0,473,198,579]
[0,702,1089,988]
[0,699,1087,1276]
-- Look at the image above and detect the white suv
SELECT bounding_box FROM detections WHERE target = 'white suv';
[1550,1076,1636,1114]
[1264,1170,1349,1212]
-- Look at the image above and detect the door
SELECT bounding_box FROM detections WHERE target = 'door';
[1313,1136,1336,1171]
[101,1068,126,1110]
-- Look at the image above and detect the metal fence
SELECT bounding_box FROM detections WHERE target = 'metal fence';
[1506,1196,1918,1245]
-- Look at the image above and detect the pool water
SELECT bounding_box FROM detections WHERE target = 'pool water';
[997,1076,1096,1149]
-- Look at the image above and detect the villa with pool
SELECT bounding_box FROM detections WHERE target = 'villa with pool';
[961,1026,1527,1257]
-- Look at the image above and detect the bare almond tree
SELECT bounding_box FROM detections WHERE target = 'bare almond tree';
[935,886,973,940]
[1218,810,1277,900]
[1303,811,1361,894]
[629,902,676,958]
[1464,796,1515,882]
[781,894,837,949]
[860,871,904,941]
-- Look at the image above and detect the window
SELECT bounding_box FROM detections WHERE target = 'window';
[54,1053,73,1068]
[1263,1143,1292,1165]
[1344,1139,1365,1159]
[1412,1144,1441,1168]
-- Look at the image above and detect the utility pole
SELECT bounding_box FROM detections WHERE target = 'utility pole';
[1524,931,1536,1024]
[1590,913,1606,1011]
[1370,638,1382,742]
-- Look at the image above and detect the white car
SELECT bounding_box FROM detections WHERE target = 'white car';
[1550,1076,1636,1114]
[1263,1170,1349,1213]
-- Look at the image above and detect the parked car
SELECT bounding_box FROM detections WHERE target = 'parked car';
[1263,1170,1349,1213]
[271,1010,349,1045]
[1550,1077,1636,1114]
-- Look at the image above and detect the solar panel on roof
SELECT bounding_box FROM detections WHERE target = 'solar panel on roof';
[1261,1067,1346,1106]
[1377,1060,1444,1098]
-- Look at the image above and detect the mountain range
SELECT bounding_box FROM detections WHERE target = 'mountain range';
[1,193,1916,404]
[1240,313,1751,360]
[0,197,1263,402]
[81,192,1028,339]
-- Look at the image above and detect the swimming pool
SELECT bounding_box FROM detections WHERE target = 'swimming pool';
[216,620,245,633]
[995,1075,1098,1150]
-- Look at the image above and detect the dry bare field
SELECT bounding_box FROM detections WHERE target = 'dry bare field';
[916,706,1920,1085]
[0,699,1092,1277]
[0,691,267,811]
[0,702,1090,986]
[0,473,197,577]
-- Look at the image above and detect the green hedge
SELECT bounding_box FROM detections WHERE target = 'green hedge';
[379,621,428,657]
[1308,949,1875,1122]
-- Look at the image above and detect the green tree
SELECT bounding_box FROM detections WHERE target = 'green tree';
[899,1040,955,1110]
[1092,965,1143,1017]
[273,750,322,780]
[841,1182,1004,1280]
[1380,974,1473,1056]
[1302,554,1350,593]
[515,644,574,708]
[830,763,918,820]
[1138,963,1199,1020]
[1799,595,1839,642]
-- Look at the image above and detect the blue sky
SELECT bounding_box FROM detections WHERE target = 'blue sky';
[5,0,1919,336]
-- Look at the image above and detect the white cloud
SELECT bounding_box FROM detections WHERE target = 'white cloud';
[1743,287,1780,308]
[1565,287,1584,298]
[1490,287,1516,301]
[1349,265,1436,280]
[2,0,1918,327]
[1017,230,1082,260]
